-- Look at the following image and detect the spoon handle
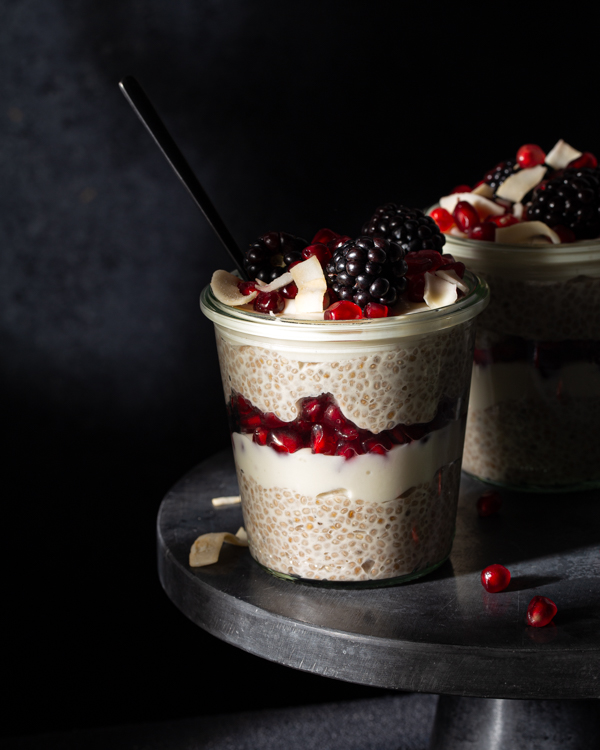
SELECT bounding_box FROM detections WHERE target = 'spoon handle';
[119,76,247,278]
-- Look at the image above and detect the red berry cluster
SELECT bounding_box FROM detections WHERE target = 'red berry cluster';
[228,392,453,458]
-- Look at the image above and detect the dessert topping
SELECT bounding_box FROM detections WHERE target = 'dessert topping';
[244,231,307,282]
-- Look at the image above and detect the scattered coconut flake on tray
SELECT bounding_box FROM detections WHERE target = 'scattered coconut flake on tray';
[189,527,248,567]
[211,495,242,507]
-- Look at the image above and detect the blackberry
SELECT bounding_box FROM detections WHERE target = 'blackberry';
[325,236,407,309]
[482,159,519,191]
[244,231,307,282]
[525,167,600,240]
[361,204,445,254]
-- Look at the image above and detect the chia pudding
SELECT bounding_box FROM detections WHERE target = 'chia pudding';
[201,222,488,584]
[426,140,600,490]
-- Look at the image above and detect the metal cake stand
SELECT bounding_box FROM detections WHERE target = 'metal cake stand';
[158,449,600,749]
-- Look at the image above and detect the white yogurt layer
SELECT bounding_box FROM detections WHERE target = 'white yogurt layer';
[232,419,463,505]
[469,360,600,412]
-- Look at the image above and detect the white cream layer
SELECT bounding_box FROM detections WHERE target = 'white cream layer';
[232,419,463,505]
[469,360,600,412]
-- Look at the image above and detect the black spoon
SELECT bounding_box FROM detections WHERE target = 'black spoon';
[119,75,247,278]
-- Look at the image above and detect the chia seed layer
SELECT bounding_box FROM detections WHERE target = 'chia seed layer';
[237,460,461,582]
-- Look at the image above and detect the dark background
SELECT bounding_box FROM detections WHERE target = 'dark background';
[2,0,597,740]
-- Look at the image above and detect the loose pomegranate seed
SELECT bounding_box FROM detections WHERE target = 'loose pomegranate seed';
[302,243,333,266]
[430,207,455,232]
[567,152,598,169]
[240,412,262,431]
[364,302,388,318]
[477,490,502,517]
[253,427,268,446]
[253,291,285,314]
[324,301,363,320]
[238,281,257,296]
[526,596,558,627]
[481,564,511,593]
[267,429,304,453]
[488,214,520,228]
[553,225,576,243]
[362,434,393,454]
[280,282,298,299]
[311,228,340,245]
[468,223,496,242]
[453,201,480,232]
[310,424,337,455]
[236,394,254,415]
[516,143,546,169]
[451,184,472,194]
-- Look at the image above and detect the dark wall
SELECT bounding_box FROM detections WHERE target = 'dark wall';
[2,0,597,739]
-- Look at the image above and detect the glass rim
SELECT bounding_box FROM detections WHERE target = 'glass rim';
[200,269,489,342]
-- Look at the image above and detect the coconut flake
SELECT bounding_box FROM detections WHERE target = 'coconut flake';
[545,139,582,170]
[423,272,458,309]
[290,256,327,313]
[495,221,560,245]
[496,165,547,203]
[439,193,505,219]
[254,272,294,292]
[211,270,258,306]
[436,268,469,293]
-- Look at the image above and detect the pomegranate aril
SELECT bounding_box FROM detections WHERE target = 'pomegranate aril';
[468,223,496,241]
[438,255,466,277]
[453,201,480,232]
[567,152,597,169]
[300,395,328,422]
[310,424,337,455]
[335,439,363,459]
[253,427,268,446]
[362,433,393,454]
[238,281,257,296]
[516,143,546,169]
[481,563,511,593]
[526,596,557,627]
[263,412,286,429]
[324,301,363,320]
[311,228,340,245]
[253,291,285,314]
[267,429,304,453]
[553,225,576,243]
[324,403,357,434]
[302,243,333,266]
[390,424,409,444]
[236,394,254,415]
[364,302,388,319]
[477,490,502,517]
[240,412,262,430]
[451,184,472,194]
[405,249,444,274]
[402,423,429,441]
[405,273,425,302]
[280,281,298,299]
[430,207,455,232]
[489,214,520,228]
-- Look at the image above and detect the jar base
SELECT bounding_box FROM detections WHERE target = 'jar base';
[463,469,600,494]
[256,551,452,589]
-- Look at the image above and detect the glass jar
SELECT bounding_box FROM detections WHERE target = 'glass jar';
[200,271,488,586]
[445,235,600,491]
